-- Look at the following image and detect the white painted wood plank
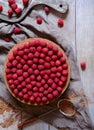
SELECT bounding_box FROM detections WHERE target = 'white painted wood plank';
[76,0,94,125]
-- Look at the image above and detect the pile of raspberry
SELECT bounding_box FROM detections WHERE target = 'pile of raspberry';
[5,39,68,105]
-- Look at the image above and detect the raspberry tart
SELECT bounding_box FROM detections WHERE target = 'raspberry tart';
[4,38,70,105]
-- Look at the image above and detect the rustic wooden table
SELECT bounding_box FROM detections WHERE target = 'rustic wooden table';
[0,0,94,129]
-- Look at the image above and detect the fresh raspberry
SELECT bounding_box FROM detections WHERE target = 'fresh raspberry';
[51,67,57,73]
[17,63,22,69]
[56,72,61,78]
[36,17,42,24]
[29,41,34,47]
[40,70,45,76]
[28,68,33,75]
[57,52,63,58]
[41,41,47,47]
[54,77,59,83]
[53,47,58,54]
[48,87,53,93]
[37,75,42,81]
[62,70,68,76]
[38,65,44,70]
[33,58,38,63]
[39,59,44,64]
[41,79,46,85]
[44,84,49,89]
[80,62,86,70]
[37,46,42,52]
[17,69,23,76]
[16,56,21,61]
[33,87,38,92]
[22,88,27,94]
[10,84,16,91]
[7,62,12,68]
[34,51,40,58]
[34,40,40,47]
[44,6,50,14]
[45,56,51,62]
[17,45,24,50]
[57,87,62,93]
[11,68,17,73]
[63,64,68,69]
[30,47,36,53]
[42,97,47,103]
[6,74,12,80]
[44,90,48,95]
[61,76,67,82]
[44,74,49,80]
[26,84,32,90]
[14,80,19,85]
[11,3,17,10]
[50,61,55,67]
[23,64,29,71]
[56,60,61,66]
[31,81,36,86]
[46,69,51,75]
[52,55,57,61]
[50,73,56,79]
[36,82,41,88]
[13,49,18,56]
[20,59,26,65]
[60,57,66,63]
[47,94,53,100]
[17,85,22,91]
[8,55,14,61]
[57,18,64,27]
[57,66,62,72]
[0,5,3,11]
[13,74,17,79]
[48,51,53,57]
[34,69,39,75]
[39,87,44,93]
[23,72,29,78]
[23,94,29,102]
[13,27,21,34]
[5,69,11,74]
[51,83,57,89]
[18,51,24,57]
[12,60,18,67]
[27,60,33,66]
[15,8,22,15]
[44,62,50,69]
[53,90,59,97]
[8,9,13,16]
[29,96,34,103]
[32,64,37,70]
[47,79,53,85]
[47,44,53,50]
[28,53,33,59]
[23,0,29,6]
[5,37,11,42]
[28,91,33,96]
[42,48,48,54]
[25,78,31,84]
[30,75,35,81]
[36,97,41,104]
[21,81,26,87]
[59,81,63,86]
[8,0,15,5]
[13,89,18,95]
[18,76,24,82]
[40,53,45,59]
[24,43,30,48]
[18,92,23,99]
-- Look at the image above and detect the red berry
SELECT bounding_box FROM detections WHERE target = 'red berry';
[33,58,38,63]
[46,69,51,75]
[0,5,3,11]
[36,17,42,24]
[16,56,21,61]
[36,82,41,88]
[23,64,29,71]
[23,94,29,102]
[40,53,45,59]
[61,76,67,82]
[22,88,27,94]
[7,62,12,68]
[7,74,12,80]
[23,72,29,78]
[47,79,53,85]
[34,40,40,47]
[41,42,47,47]
[29,41,34,47]
[51,67,57,73]
[57,87,62,93]
[39,87,44,93]
[34,69,39,75]
[44,74,49,80]
[26,84,32,90]
[37,46,42,52]
[42,97,47,103]
[13,49,18,56]
[56,72,61,78]
[28,53,33,59]
[17,69,23,76]
[27,60,33,66]
[38,65,44,70]
[15,8,22,15]
[33,92,38,98]
[59,81,63,86]
[40,70,45,76]
[42,48,48,54]
[17,85,22,91]
[34,51,40,58]
[57,66,63,72]
[12,60,18,67]
[48,87,53,93]
[62,70,68,76]
[5,37,11,42]
[17,63,22,69]
[24,48,29,54]
[50,61,55,67]
[44,6,50,14]
[53,90,59,97]
[21,81,26,87]
[48,50,53,57]
[23,0,29,6]
[13,89,18,95]
[30,75,35,80]
[25,78,31,83]
[13,27,21,34]
[51,83,57,89]
[32,64,37,69]
[53,47,58,54]
[8,55,14,61]
[10,84,16,91]
[29,96,34,103]
[20,59,26,65]
[60,57,66,63]
[57,18,64,27]
[28,91,33,96]
[11,3,17,10]
[33,87,38,92]
[28,68,33,75]
[57,52,63,58]
[11,68,17,73]
[50,73,56,79]
[17,45,24,50]
[41,79,46,85]
[56,60,61,66]
[45,56,51,62]
[31,81,36,86]
[13,74,17,79]
[47,44,53,50]
[37,75,42,81]
[5,68,11,74]
[44,84,49,89]
[39,59,44,64]
[8,9,13,16]
[30,47,36,53]
[52,55,57,61]
[47,94,53,100]
[80,62,86,70]
[18,76,24,82]
[14,80,19,85]
[44,90,48,95]
[8,0,15,5]
[54,77,59,83]
[44,62,50,69]
[18,92,23,99]
[36,97,41,104]
[63,64,68,69]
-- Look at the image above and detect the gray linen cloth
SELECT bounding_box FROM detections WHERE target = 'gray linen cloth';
[0,6,93,130]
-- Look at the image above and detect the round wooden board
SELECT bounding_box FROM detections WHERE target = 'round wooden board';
[4,38,70,106]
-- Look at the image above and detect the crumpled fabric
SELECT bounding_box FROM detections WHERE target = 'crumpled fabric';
[0,5,93,130]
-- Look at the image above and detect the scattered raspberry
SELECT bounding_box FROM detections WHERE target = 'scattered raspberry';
[8,9,13,16]
[23,0,29,6]
[15,8,22,15]
[57,18,64,27]
[8,0,15,5]
[13,27,21,34]
[0,5,3,12]
[5,37,11,42]
[11,3,17,10]
[80,61,86,70]
[36,17,42,24]
[44,6,50,14]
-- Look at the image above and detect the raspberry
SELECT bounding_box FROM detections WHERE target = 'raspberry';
[59,81,63,86]
[57,66,62,72]
[13,49,18,56]
[30,47,36,53]
[25,78,31,84]
[46,69,51,75]
[11,3,17,10]
[56,60,61,66]
[57,87,62,93]
[41,79,46,85]
[52,55,57,61]
[44,62,50,69]
[39,59,44,64]
[17,63,22,69]
[57,52,63,58]
[30,75,35,81]
[47,94,53,100]
[44,84,49,89]
[13,27,21,34]
[8,9,13,16]
[53,47,58,54]
[44,74,49,80]
[48,51,53,57]
[36,17,42,24]
[80,62,86,70]
[5,37,11,42]
[27,60,33,66]
[23,94,29,102]
[42,97,47,103]
[38,65,44,70]
[47,79,53,85]
[37,46,42,52]
[56,72,61,78]
[7,74,12,80]
[5,69,11,74]
[61,76,67,82]
[34,69,39,75]
[22,88,27,94]
[17,69,23,76]
[36,97,41,104]
[51,83,57,89]
[47,44,53,50]
[63,64,68,69]
[48,87,53,93]
[53,90,59,97]
[31,81,36,86]
[50,61,55,67]
[26,84,32,90]
[40,70,45,76]
[10,84,15,91]
[8,55,14,61]
[20,59,26,65]
[62,70,68,76]
[28,68,33,75]
[32,64,37,70]
[23,64,29,71]
[13,89,18,95]
[8,0,15,5]
[34,51,40,58]
[45,56,51,62]
[51,67,57,73]
[23,0,29,6]
[17,85,22,91]
[13,74,17,79]
[21,81,26,87]
[14,80,19,85]
[60,57,66,63]
[29,41,34,47]
[18,51,24,57]
[12,60,18,67]
[54,77,59,83]
[36,82,41,88]
[33,92,38,98]
[15,8,22,15]
[44,90,48,95]
[18,76,24,82]
[42,48,48,54]
[18,92,23,99]
[0,5,3,11]
[17,45,24,50]
[44,6,50,14]
[28,53,33,59]
[37,75,42,81]
[16,56,21,61]
[28,91,32,96]
[34,40,40,47]
[23,72,29,78]
[41,42,47,47]
[33,58,38,63]
[39,87,44,93]
[40,53,45,59]
[29,96,34,103]
[50,73,55,79]
[7,62,12,68]
[33,87,38,92]
[57,18,64,27]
